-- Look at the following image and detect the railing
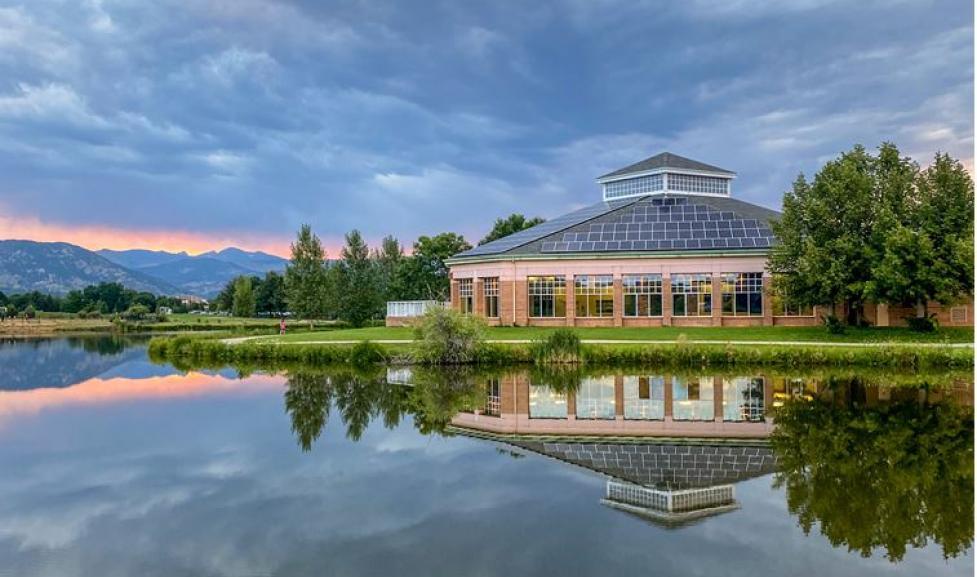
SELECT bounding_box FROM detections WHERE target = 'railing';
[386,300,445,318]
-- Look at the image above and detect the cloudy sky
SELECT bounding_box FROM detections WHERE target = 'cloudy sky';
[0,0,972,256]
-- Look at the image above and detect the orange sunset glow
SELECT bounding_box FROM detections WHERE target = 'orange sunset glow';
[0,372,287,425]
[0,213,294,257]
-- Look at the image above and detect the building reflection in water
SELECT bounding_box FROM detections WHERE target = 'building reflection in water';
[447,369,972,529]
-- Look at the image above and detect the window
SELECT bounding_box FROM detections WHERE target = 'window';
[667,173,729,195]
[770,277,813,316]
[721,273,763,316]
[672,376,714,421]
[576,376,616,419]
[603,174,664,199]
[722,377,765,422]
[458,278,474,314]
[624,375,664,420]
[484,378,501,417]
[671,274,712,316]
[951,306,968,324]
[482,277,499,318]
[529,385,567,419]
[574,275,614,317]
[528,276,566,318]
[623,274,663,317]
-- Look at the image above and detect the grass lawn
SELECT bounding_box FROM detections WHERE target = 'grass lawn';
[258,324,974,344]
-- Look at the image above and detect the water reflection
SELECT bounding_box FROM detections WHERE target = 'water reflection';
[772,388,974,562]
[0,335,148,390]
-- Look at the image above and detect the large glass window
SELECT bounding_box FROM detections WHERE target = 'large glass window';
[667,173,729,195]
[528,276,566,318]
[672,375,715,421]
[623,274,663,317]
[576,376,616,419]
[574,275,614,317]
[458,278,473,314]
[770,288,814,317]
[722,377,765,422]
[529,385,567,419]
[721,273,763,316]
[671,274,712,317]
[603,174,664,199]
[624,375,664,420]
[482,277,499,318]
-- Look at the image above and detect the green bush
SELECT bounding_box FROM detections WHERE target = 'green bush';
[411,307,485,365]
[530,328,581,364]
[349,340,387,366]
[905,314,939,333]
[822,314,846,334]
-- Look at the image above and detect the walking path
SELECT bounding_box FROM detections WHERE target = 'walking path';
[222,335,972,348]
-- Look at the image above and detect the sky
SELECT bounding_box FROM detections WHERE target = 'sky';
[0,0,972,257]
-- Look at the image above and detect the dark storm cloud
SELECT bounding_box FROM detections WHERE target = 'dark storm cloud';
[0,0,971,249]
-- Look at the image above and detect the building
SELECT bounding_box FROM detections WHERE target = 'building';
[445,152,972,327]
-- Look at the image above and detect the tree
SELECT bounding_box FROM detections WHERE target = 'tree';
[397,233,472,301]
[479,213,545,245]
[869,153,974,318]
[375,235,404,302]
[285,224,328,322]
[256,271,286,314]
[336,229,380,327]
[232,276,256,318]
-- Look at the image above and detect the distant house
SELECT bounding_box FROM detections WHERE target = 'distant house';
[179,295,208,306]
[445,152,973,328]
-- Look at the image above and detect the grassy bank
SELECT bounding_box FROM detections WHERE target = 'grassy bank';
[0,314,341,336]
[149,333,973,370]
[255,325,975,344]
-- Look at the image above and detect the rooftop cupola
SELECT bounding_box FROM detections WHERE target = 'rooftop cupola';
[597,152,736,202]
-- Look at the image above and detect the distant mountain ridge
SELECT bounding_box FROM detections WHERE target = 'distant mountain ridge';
[0,240,289,298]
[0,240,180,296]
[98,247,288,298]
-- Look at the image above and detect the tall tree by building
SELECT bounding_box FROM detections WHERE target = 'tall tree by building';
[337,229,380,327]
[478,213,545,245]
[285,224,328,322]
[232,276,256,318]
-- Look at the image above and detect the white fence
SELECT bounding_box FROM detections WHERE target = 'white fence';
[386,300,445,318]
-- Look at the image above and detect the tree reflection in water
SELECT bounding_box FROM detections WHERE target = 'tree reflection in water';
[771,383,973,562]
[283,367,483,450]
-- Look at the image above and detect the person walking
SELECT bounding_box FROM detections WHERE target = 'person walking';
[279,316,286,335]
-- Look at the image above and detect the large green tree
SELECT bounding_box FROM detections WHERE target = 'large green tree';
[868,153,974,317]
[336,229,381,327]
[232,276,256,318]
[375,235,405,303]
[285,224,328,321]
[478,213,545,245]
[256,271,286,314]
[395,233,471,301]
[770,144,973,324]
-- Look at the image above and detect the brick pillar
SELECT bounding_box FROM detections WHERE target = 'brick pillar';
[664,374,673,421]
[566,389,576,420]
[713,376,724,422]
[473,277,484,317]
[762,276,774,326]
[450,279,460,312]
[515,280,528,326]
[662,275,672,327]
[613,277,623,327]
[712,275,723,327]
[565,277,575,326]
[615,374,624,417]
[764,376,774,418]
[876,303,890,327]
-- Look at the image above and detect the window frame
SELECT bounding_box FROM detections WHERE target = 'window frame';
[720,273,763,317]
[670,273,712,317]
[527,276,567,318]
[574,275,614,318]
[623,274,663,317]
[481,277,499,318]
[458,278,474,315]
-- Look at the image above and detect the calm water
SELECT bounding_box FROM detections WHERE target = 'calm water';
[0,336,972,577]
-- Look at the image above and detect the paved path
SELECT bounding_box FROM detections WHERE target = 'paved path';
[222,336,972,348]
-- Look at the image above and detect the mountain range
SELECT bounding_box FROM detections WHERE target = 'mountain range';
[0,240,288,298]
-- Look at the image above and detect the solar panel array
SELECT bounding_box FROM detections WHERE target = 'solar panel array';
[539,196,774,253]
[455,198,635,257]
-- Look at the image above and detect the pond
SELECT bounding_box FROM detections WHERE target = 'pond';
[0,336,972,576]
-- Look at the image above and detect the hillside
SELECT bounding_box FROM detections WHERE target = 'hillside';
[0,240,179,296]
[138,257,257,298]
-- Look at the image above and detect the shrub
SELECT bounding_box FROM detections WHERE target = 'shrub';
[23,305,36,319]
[530,328,581,364]
[349,340,386,366]
[411,307,485,365]
[905,314,939,333]
[121,304,151,321]
[822,314,846,335]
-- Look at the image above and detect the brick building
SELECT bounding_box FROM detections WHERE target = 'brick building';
[444,152,972,328]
